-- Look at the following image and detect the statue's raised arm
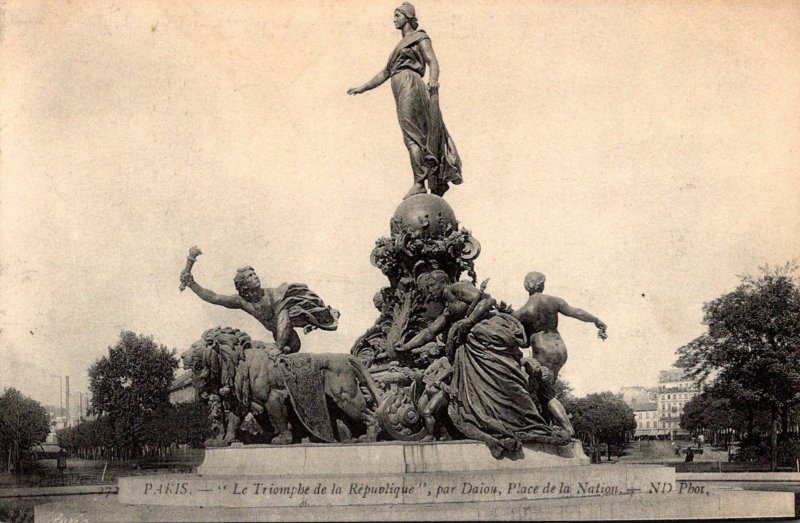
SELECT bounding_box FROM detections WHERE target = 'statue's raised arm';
[179,247,243,309]
[347,2,462,200]
[179,250,339,354]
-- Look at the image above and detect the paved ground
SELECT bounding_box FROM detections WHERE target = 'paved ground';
[0,453,202,523]
[0,451,204,489]
[618,440,730,464]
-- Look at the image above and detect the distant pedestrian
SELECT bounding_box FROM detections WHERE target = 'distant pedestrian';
[685,448,694,463]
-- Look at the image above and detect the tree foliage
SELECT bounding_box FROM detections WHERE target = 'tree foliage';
[58,402,210,458]
[0,388,50,472]
[677,263,800,410]
[565,392,636,449]
[88,331,178,455]
[676,263,800,468]
[680,384,751,444]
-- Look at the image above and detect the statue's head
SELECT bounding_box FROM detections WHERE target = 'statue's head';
[180,340,205,371]
[524,271,546,294]
[180,337,212,394]
[394,2,418,30]
[418,269,449,300]
[234,266,264,303]
[183,327,253,396]
[373,290,386,312]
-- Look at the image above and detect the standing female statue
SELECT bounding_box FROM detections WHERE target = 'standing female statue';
[348,2,462,200]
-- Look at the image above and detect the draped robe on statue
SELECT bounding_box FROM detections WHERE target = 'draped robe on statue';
[271,283,340,336]
[386,30,462,196]
[447,313,571,456]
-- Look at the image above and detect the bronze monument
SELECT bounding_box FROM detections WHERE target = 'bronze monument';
[177,5,606,459]
[348,2,462,200]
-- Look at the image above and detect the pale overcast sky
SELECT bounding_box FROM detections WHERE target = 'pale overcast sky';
[1,1,798,408]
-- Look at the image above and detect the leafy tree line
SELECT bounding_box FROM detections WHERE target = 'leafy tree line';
[0,388,50,473]
[562,390,636,460]
[64,330,210,460]
[553,380,636,460]
[677,263,800,470]
[57,402,210,460]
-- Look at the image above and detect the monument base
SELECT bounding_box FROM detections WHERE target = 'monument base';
[33,441,796,521]
[197,438,590,476]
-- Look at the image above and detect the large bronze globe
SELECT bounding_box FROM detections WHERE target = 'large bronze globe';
[390,194,458,236]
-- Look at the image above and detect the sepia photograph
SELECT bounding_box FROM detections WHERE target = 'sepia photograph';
[1,0,798,520]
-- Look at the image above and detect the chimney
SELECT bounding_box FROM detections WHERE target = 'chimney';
[65,375,71,428]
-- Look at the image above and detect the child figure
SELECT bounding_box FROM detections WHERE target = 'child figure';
[417,355,453,441]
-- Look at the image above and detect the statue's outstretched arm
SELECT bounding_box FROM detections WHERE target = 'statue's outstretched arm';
[185,278,242,310]
[398,313,448,351]
[347,69,390,95]
[179,247,242,310]
[559,299,607,338]
[559,301,597,323]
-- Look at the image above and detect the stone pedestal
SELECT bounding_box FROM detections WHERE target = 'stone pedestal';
[33,441,796,521]
[197,439,589,476]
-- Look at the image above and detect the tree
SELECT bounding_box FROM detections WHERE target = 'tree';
[88,331,178,457]
[0,388,50,473]
[566,392,636,460]
[680,385,750,448]
[140,401,211,453]
[554,378,574,402]
[57,418,114,459]
[677,263,800,470]
[171,402,211,447]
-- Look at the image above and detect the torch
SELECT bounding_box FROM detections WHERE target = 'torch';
[179,246,202,291]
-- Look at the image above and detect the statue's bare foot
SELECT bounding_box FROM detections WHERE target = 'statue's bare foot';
[403,183,426,200]
[421,434,436,442]
[270,432,293,445]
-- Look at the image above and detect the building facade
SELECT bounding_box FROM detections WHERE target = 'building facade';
[622,387,665,439]
[632,401,661,438]
[169,371,197,404]
[623,368,700,439]
[657,367,699,439]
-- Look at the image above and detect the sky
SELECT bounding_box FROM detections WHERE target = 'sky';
[1,0,799,408]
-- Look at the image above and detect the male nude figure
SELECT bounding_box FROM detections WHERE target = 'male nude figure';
[513,271,607,436]
[179,251,339,355]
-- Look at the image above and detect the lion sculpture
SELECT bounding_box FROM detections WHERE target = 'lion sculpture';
[181,327,383,446]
